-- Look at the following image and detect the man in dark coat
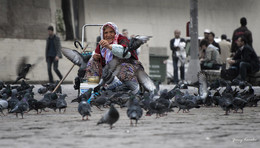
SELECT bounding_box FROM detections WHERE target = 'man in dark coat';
[231,17,253,53]
[45,26,63,83]
[227,36,259,81]
[170,30,186,84]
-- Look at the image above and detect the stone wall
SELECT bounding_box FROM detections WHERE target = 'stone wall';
[0,0,52,39]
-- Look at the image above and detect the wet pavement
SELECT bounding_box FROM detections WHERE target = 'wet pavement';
[0,84,259,148]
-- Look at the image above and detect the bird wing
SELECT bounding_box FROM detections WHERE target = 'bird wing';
[16,57,28,76]
[198,71,208,99]
[61,47,85,66]
[134,35,152,44]
[136,69,156,95]
[123,36,152,57]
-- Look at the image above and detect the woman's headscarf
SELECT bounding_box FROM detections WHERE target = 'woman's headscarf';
[100,22,119,64]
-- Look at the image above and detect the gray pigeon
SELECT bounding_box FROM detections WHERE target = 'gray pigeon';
[0,94,8,116]
[7,89,19,111]
[37,93,53,113]
[127,96,143,126]
[78,100,91,120]
[0,80,5,90]
[232,97,247,113]
[9,93,30,118]
[215,94,233,115]
[97,104,119,129]
[71,88,93,103]
[38,86,48,95]
[56,94,68,113]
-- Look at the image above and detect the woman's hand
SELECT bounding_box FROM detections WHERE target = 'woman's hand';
[99,40,112,50]
[93,53,101,61]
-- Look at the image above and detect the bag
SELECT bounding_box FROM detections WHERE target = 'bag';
[221,68,238,80]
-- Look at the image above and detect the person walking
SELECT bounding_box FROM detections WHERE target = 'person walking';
[45,26,63,83]
[170,30,186,84]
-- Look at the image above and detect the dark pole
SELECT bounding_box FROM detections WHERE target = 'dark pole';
[62,0,74,40]
[186,0,200,83]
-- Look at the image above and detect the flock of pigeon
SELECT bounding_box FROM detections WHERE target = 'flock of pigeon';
[1,71,260,129]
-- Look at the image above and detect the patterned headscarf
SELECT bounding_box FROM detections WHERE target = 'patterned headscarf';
[100,22,119,64]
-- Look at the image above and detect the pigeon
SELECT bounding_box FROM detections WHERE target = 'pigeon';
[245,95,260,107]
[148,100,170,117]
[0,80,5,90]
[107,91,131,108]
[9,93,30,118]
[175,92,200,113]
[78,99,92,120]
[47,93,59,111]
[97,104,119,129]
[56,94,68,113]
[232,97,247,113]
[38,86,48,95]
[123,35,152,57]
[71,88,93,103]
[0,94,8,116]
[90,92,110,110]
[209,78,229,90]
[13,57,43,84]
[37,93,53,113]
[215,94,233,115]
[7,89,19,111]
[27,95,40,114]
[1,84,12,98]
[139,92,153,111]
[127,96,143,126]
[231,79,251,89]
[146,90,175,116]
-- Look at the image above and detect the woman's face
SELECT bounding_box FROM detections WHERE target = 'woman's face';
[103,26,115,43]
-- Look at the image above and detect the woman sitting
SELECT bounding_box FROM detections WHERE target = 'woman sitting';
[85,22,153,94]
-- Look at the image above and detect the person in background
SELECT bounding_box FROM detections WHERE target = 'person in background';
[218,34,231,64]
[208,32,221,54]
[200,39,222,70]
[203,29,211,41]
[231,17,253,54]
[170,29,186,84]
[45,26,63,83]
[227,36,259,81]
[122,29,130,40]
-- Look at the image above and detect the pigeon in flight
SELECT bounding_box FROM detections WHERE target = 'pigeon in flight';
[13,57,43,84]
[123,35,152,57]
